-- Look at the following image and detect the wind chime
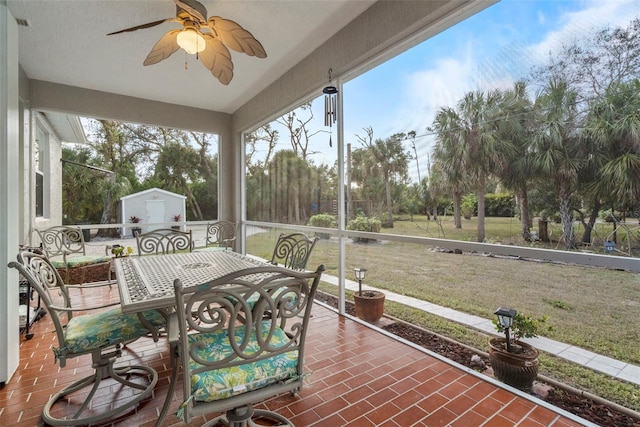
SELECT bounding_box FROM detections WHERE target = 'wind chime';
[323,68,338,147]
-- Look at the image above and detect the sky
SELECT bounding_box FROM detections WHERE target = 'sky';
[280,0,640,181]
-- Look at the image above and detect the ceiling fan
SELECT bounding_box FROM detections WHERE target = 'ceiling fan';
[107,0,267,85]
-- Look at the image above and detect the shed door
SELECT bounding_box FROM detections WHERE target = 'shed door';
[146,199,165,232]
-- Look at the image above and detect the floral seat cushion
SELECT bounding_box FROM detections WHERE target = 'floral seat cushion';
[189,321,299,403]
[50,255,112,269]
[236,289,299,311]
[60,308,165,355]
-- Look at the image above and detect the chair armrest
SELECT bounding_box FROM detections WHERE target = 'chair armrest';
[49,301,120,313]
[167,313,179,343]
[66,281,115,290]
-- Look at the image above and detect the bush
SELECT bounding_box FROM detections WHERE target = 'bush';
[461,195,476,220]
[485,193,516,217]
[308,214,336,239]
[347,214,381,243]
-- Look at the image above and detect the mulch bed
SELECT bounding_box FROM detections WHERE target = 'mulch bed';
[314,291,640,427]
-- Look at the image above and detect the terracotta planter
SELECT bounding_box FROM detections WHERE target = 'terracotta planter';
[354,290,385,322]
[488,337,539,392]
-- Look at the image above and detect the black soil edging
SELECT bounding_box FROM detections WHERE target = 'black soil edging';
[314,291,640,427]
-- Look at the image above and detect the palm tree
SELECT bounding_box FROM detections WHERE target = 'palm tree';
[583,79,640,220]
[353,129,409,227]
[431,108,469,229]
[431,90,513,241]
[532,79,583,249]
[495,81,537,241]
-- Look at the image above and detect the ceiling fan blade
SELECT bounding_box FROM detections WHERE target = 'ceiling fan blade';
[143,29,181,66]
[107,18,173,36]
[199,34,234,85]
[207,16,267,58]
[175,0,207,24]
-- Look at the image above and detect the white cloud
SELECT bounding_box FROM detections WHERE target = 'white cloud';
[529,0,640,63]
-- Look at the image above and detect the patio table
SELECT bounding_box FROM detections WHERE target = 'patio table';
[114,251,266,313]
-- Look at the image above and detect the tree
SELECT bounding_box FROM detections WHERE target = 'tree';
[245,124,278,174]
[531,18,640,100]
[154,141,205,220]
[431,90,514,241]
[494,81,537,240]
[583,79,640,217]
[431,108,469,229]
[354,128,410,227]
[275,102,322,160]
[61,147,106,224]
[532,79,583,249]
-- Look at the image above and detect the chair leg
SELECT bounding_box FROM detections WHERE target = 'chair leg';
[42,349,158,426]
[156,342,181,427]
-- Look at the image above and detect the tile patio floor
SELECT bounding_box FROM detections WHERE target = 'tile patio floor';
[1,286,591,427]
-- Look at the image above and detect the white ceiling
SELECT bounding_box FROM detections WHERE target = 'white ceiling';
[7,0,376,114]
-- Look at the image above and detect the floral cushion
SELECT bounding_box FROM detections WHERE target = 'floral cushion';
[50,255,112,269]
[189,321,299,403]
[59,308,166,356]
[240,289,299,311]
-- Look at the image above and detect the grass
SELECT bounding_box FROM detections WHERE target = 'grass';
[245,217,640,409]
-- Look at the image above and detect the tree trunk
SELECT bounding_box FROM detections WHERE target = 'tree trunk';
[477,172,486,242]
[294,183,301,225]
[385,176,394,227]
[518,187,531,241]
[452,190,462,229]
[581,198,601,245]
[559,183,575,249]
[97,173,117,237]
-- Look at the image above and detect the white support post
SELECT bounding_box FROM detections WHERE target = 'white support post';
[0,2,21,384]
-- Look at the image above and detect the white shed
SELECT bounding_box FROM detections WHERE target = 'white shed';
[120,188,187,237]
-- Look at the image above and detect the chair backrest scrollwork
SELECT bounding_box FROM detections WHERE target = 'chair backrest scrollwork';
[36,226,87,260]
[205,221,238,250]
[136,228,193,255]
[270,232,319,271]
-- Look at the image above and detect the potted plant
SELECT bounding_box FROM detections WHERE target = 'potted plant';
[353,268,385,323]
[130,215,142,236]
[172,214,182,230]
[489,307,549,392]
[110,245,133,258]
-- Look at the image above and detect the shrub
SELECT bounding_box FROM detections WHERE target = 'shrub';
[485,193,516,217]
[308,214,336,239]
[347,214,381,242]
[461,195,476,220]
[493,312,550,343]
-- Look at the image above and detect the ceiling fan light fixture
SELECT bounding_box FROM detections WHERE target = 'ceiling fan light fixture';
[177,27,206,54]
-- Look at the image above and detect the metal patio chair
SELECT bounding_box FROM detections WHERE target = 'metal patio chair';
[194,220,238,252]
[35,225,113,285]
[156,264,325,427]
[8,251,166,426]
